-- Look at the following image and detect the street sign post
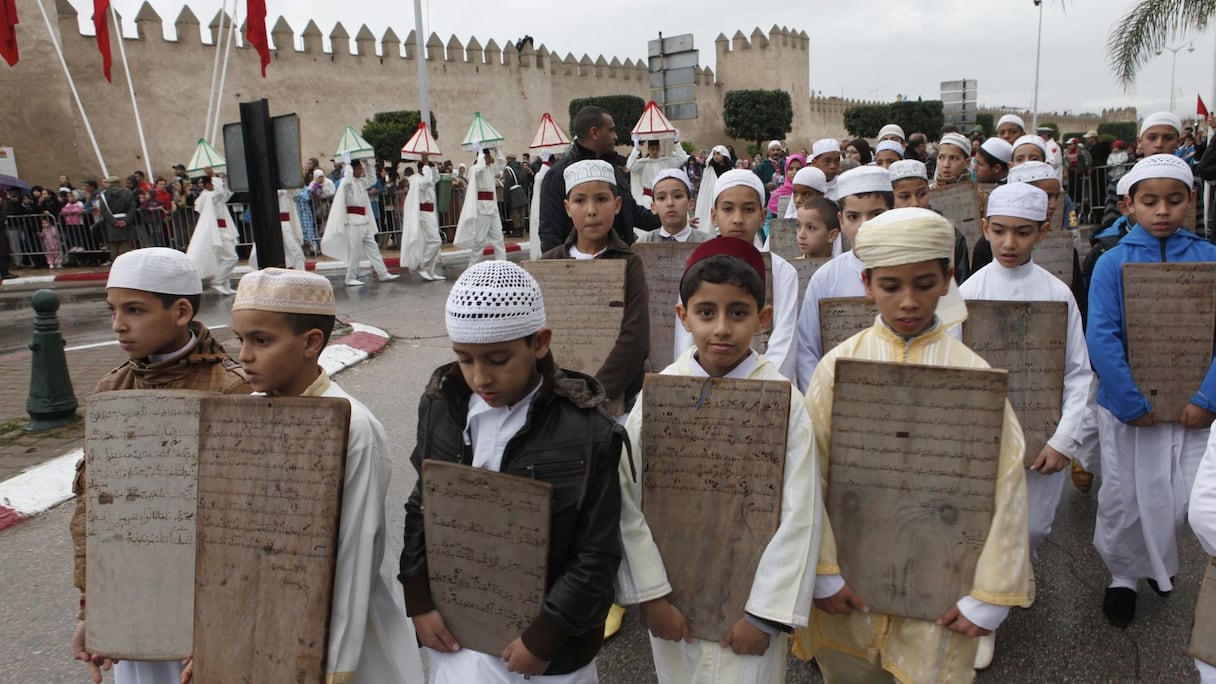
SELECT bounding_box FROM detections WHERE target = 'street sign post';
[649,32,699,121]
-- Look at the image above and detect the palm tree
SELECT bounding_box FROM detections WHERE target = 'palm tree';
[1107,0,1216,88]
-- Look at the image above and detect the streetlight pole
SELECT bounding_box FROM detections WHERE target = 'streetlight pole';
[1157,40,1196,114]
[1031,0,1043,129]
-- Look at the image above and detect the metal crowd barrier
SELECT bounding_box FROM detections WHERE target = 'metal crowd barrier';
[4,180,534,270]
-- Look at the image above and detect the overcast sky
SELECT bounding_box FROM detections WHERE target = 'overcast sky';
[77,0,1216,119]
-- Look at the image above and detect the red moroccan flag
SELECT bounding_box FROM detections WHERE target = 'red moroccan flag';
[246,0,270,77]
[1199,95,1209,119]
[0,0,19,67]
[93,0,111,82]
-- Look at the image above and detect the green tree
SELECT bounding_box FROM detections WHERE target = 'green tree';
[1098,121,1139,145]
[1106,0,1216,87]
[362,110,439,167]
[888,100,944,138]
[843,104,891,138]
[568,95,647,145]
[723,89,794,148]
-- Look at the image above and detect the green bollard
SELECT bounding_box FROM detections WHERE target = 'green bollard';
[26,289,79,431]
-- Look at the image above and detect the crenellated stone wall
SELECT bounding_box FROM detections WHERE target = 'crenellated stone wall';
[0,2,1139,183]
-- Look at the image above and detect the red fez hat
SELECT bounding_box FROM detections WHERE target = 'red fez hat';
[684,236,766,281]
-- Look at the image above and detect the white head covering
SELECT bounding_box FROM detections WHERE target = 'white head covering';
[979,137,1014,164]
[986,183,1048,221]
[878,124,906,142]
[938,133,971,157]
[1139,111,1183,136]
[836,166,893,199]
[232,268,336,315]
[853,208,967,327]
[106,247,203,295]
[1007,161,1057,185]
[653,168,693,193]
[1012,134,1048,159]
[312,169,325,178]
[767,140,784,151]
[711,144,731,159]
[1116,172,1134,197]
[446,261,547,344]
[1121,153,1194,190]
[889,160,928,183]
[563,159,616,194]
[791,166,828,193]
[810,138,841,161]
[875,140,905,157]
[998,114,1027,132]
[712,169,766,204]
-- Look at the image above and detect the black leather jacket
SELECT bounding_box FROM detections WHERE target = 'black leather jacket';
[399,358,626,674]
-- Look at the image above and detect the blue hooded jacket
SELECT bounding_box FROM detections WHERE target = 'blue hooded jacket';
[1086,224,1216,421]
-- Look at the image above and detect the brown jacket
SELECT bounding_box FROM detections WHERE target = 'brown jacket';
[541,229,649,412]
[71,322,250,616]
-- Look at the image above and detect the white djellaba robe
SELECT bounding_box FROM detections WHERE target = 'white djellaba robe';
[626,145,690,209]
[616,348,822,684]
[793,249,866,393]
[298,372,424,683]
[1190,436,1216,683]
[321,165,392,282]
[453,149,506,264]
[185,182,238,288]
[529,160,553,260]
[959,259,1095,558]
[672,249,798,384]
[401,165,441,275]
[247,190,307,271]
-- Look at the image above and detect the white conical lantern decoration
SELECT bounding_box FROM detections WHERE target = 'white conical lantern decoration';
[460,111,505,151]
[334,125,376,161]
[400,122,443,160]
[186,138,226,175]
[528,113,572,156]
[631,100,677,141]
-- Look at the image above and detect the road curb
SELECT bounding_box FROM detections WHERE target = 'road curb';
[0,322,392,533]
[0,243,523,288]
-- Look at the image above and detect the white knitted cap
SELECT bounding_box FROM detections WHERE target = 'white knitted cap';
[986,183,1048,221]
[998,114,1026,131]
[889,160,928,183]
[446,261,547,344]
[875,140,905,157]
[980,137,1014,163]
[791,166,828,192]
[836,166,892,198]
[563,159,616,194]
[106,247,203,295]
[877,124,906,142]
[810,138,841,160]
[939,133,972,156]
[1007,161,1057,185]
[1012,134,1048,158]
[1121,153,1193,190]
[1139,111,1183,136]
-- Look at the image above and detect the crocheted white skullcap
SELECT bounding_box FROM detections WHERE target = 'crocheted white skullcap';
[446,261,547,344]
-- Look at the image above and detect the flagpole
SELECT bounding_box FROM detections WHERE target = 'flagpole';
[414,0,429,129]
[203,0,228,142]
[34,0,108,176]
[210,1,239,144]
[113,5,152,178]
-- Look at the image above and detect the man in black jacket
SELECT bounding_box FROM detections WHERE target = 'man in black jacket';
[538,105,658,252]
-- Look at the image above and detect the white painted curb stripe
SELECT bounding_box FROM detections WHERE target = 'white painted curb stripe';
[0,448,81,516]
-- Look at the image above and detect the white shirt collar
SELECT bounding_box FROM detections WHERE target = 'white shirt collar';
[147,330,197,364]
[569,244,608,259]
[688,349,759,379]
[660,224,692,241]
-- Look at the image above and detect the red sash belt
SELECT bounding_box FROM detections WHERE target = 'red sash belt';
[279,212,290,221]
[347,206,366,215]
[477,191,494,201]
[419,203,435,212]
[643,188,653,197]
[216,219,227,227]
